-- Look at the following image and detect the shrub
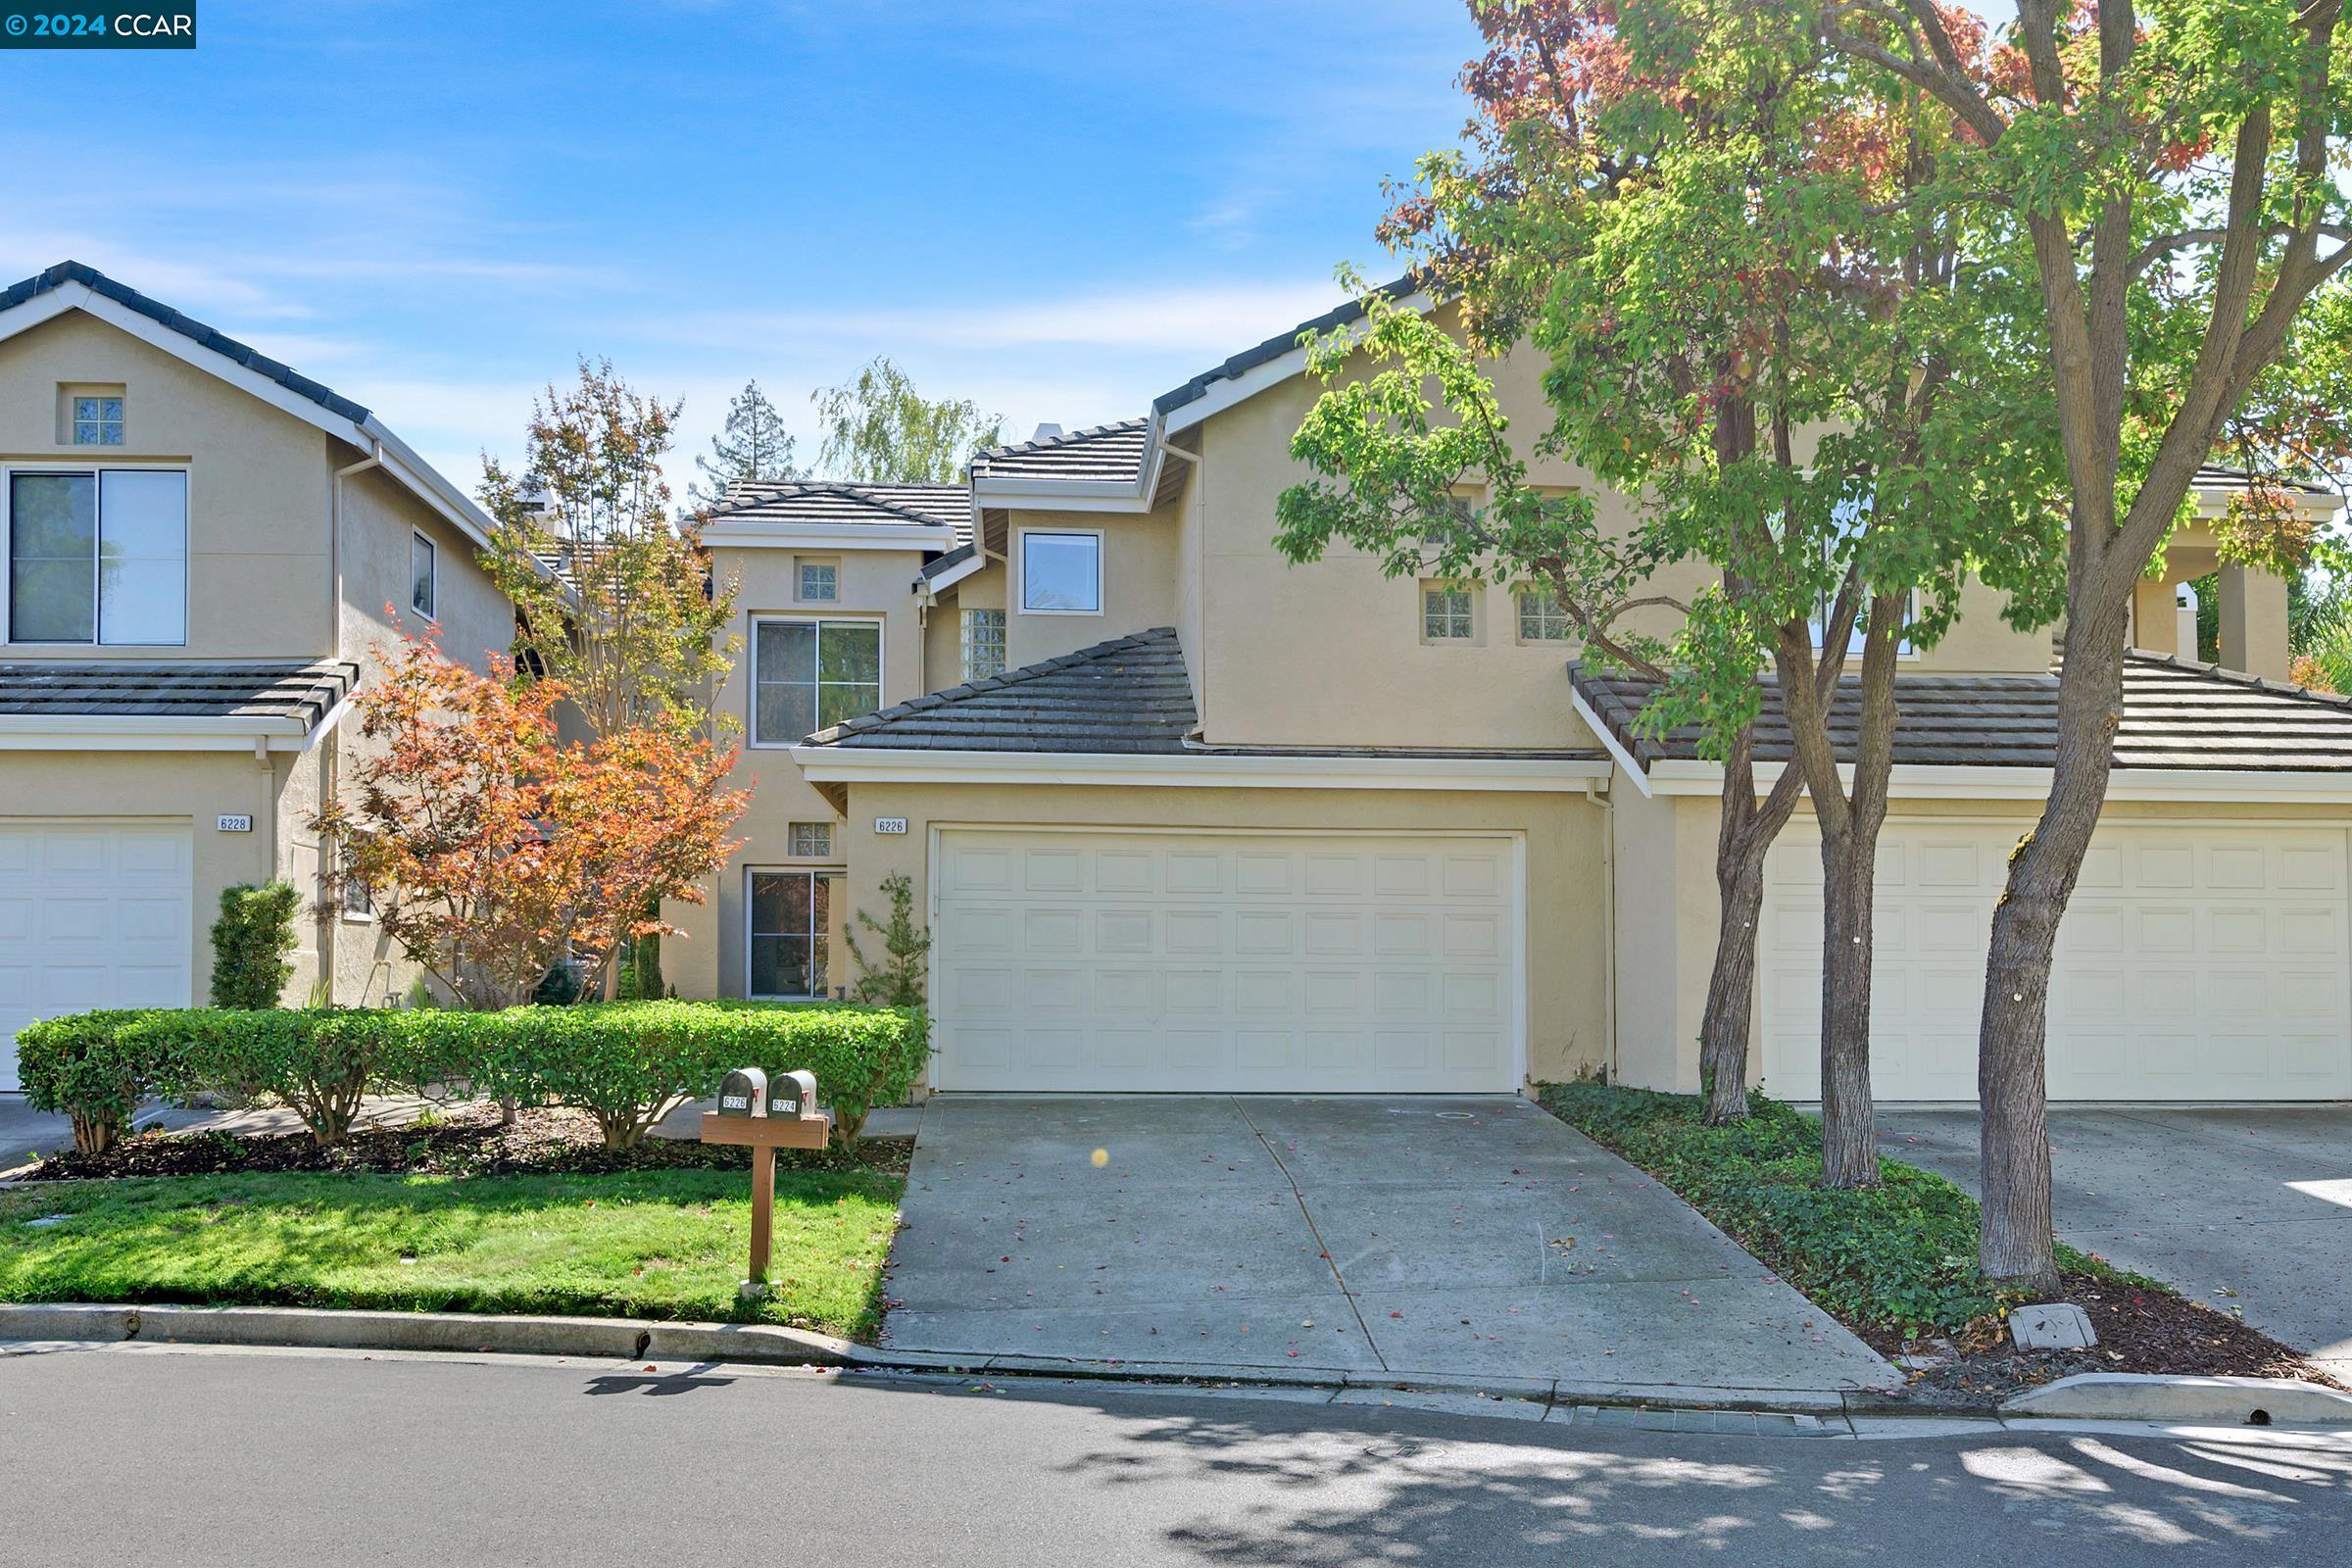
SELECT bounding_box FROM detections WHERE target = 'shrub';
[844,873,930,1007]
[15,1009,179,1154]
[210,882,303,1008]
[16,1002,928,1156]
[477,1002,929,1150]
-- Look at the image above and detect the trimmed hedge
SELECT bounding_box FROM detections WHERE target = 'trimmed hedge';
[16,1002,930,1153]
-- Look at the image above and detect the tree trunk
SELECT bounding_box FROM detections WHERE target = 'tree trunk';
[1976,606,2129,1291]
[1698,742,1806,1124]
[1816,819,1883,1188]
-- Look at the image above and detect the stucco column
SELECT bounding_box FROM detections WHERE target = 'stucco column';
[2132,576,2180,657]
[2218,564,2291,681]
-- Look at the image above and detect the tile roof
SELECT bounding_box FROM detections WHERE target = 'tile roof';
[971,420,1150,484]
[806,627,1196,753]
[0,660,360,727]
[917,541,980,582]
[1574,653,2352,773]
[705,480,974,541]
[1152,273,1424,416]
[0,262,371,425]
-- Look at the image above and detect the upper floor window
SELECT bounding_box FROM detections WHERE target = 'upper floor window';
[71,396,124,447]
[1421,582,1475,642]
[753,616,881,745]
[7,468,186,645]
[1021,530,1102,614]
[961,607,1005,681]
[1517,588,1575,642]
[798,560,838,602]
[410,531,437,620]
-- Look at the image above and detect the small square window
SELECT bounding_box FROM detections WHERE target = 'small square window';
[410,532,436,619]
[71,395,123,446]
[1422,583,1475,641]
[1517,588,1575,642]
[788,821,834,858]
[799,561,838,602]
[961,607,1006,681]
[1022,531,1102,613]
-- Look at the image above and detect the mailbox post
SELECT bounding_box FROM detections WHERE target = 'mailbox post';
[700,1067,833,1294]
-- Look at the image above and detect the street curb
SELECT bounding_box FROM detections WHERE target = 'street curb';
[0,1302,1876,1416]
[2000,1372,2352,1427]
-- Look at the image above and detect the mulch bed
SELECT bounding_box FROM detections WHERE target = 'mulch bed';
[16,1102,912,1182]
[1860,1270,2342,1405]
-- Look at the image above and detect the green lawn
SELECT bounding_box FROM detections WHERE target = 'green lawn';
[0,1169,903,1337]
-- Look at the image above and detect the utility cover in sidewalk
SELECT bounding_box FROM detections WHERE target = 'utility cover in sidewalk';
[2010,1302,2097,1350]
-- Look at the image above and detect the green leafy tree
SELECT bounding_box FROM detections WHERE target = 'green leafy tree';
[811,356,1006,483]
[209,881,302,1009]
[689,379,801,508]
[1824,0,2352,1287]
[1285,1,2064,1186]
[844,872,932,1008]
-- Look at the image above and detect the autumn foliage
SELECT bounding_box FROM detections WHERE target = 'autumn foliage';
[318,631,747,1009]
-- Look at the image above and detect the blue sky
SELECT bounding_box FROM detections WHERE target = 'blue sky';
[0,1,1485,493]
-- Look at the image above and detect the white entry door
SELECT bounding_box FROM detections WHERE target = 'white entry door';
[930,828,1524,1092]
[0,822,194,1092]
[1760,820,2352,1102]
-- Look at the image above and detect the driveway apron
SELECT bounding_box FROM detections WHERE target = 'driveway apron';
[883,1096,1893,1392]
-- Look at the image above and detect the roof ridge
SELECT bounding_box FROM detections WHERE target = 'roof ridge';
[2126,646,2352,709]
[704,479,965,529]
[806,627,1179,745]
[974,418,1148,465]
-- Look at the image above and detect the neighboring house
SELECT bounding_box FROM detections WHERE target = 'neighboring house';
[676,287,2352,1107]
[0,263,520,1090]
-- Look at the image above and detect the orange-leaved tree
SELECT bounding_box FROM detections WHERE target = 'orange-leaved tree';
[318,630,748,1011]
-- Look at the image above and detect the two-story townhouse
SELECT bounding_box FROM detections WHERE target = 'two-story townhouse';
[667,286,2352,1109]
[0,263,522,1088]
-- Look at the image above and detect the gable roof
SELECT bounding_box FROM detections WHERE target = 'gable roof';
[804,627,1196,754]
[705,480,973,542]
[0,261,505,554]
[971,420,1149,485]
[1152,273,1426,419]
[0,659,358,749]
[1573,653,2352,776]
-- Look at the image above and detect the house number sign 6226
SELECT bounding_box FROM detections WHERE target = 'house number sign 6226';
[873,817,908,835]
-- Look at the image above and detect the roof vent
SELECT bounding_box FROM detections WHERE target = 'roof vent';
[1030,422,1063,443]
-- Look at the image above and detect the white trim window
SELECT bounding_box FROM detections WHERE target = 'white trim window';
[752,616,883,745]
[1020,529,1102,613]
[1516,587,1574,642]
[1421,582,1474,642]
[410,530,437,620]
[960,607,1005,680]
[7,467,186,645]
[71,395,124,447]
[749,867,830,998]
[798,559,838,602]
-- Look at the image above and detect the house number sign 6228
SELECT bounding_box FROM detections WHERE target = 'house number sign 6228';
[217,814,253,833]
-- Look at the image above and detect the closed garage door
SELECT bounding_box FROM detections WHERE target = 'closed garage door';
[0,822,194,1092]
[931,828,1523,1092]
[1760,820,2352,1102]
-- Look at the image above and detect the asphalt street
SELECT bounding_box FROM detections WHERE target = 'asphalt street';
[3,1342,2349,1565]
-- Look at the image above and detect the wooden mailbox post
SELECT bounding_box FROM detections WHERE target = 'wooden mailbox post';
[701,1067,833,1294]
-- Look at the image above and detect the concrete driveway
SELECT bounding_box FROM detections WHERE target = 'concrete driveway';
[1879,1107,2352,1381]
[883,1096,1892,1393]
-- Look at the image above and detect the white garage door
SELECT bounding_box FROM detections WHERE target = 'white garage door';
[931,828,1523,1092]
[1760,820,2352,1102]
[0,822,194,1092]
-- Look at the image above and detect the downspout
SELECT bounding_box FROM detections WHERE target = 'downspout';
[321,441,384,1006]
[1585,778,1617,1086]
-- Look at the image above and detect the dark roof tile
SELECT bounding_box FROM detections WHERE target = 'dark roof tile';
[806,627,1196,753]
[0,660,359,728]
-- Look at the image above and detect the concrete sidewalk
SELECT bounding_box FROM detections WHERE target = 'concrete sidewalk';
[883,1095,1896,1394]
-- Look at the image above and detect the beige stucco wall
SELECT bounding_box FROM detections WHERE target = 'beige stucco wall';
[0,306,514,1010]
[923,560,1005,691]
[1004,508,1180,670]
[669,541,931,1001]
[0,310,336,659]
[826,779,1613,1086]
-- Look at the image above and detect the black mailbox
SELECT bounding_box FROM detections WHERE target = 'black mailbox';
[766,1068,817,1118]
[717,1067,768,1118]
